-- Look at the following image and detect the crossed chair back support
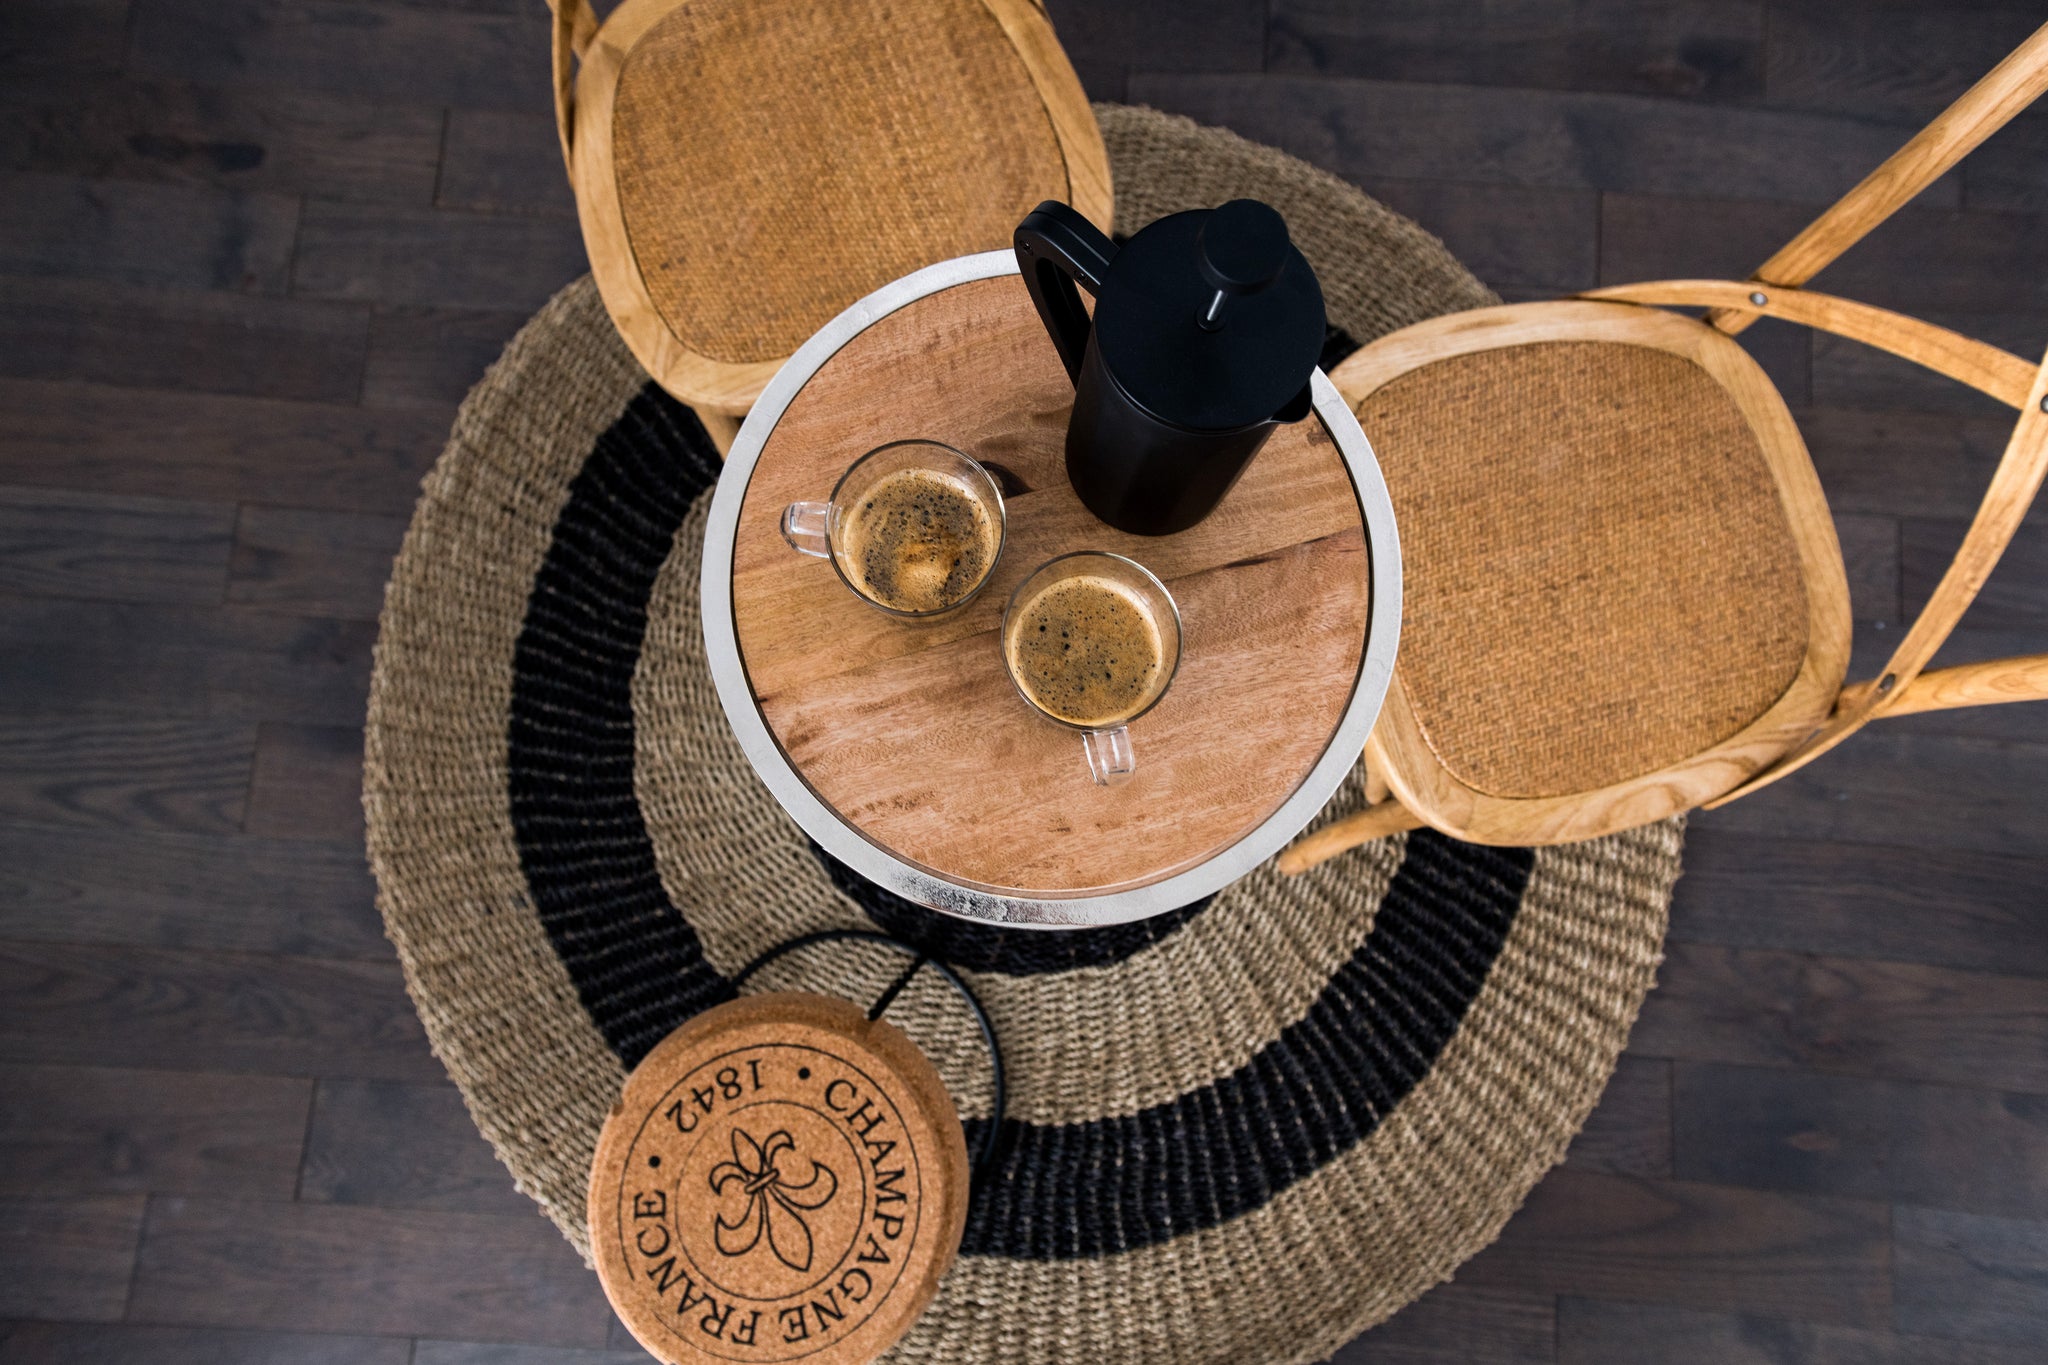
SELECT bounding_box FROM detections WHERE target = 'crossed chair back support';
[546,0,1111,431]
[1284,20,2048,865]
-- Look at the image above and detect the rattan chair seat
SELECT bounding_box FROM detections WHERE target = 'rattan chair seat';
[615,0,1066,365]
[556,0,1110,415]
[1358,339,1810,799]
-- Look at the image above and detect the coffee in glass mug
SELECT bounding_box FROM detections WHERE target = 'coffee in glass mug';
[781,439,1006,618]
[839,468,1001,615]
[1002,552,1182,785]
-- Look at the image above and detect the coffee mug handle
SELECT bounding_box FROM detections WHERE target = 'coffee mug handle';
[781,502,831,558]
[1082,726,1135,786]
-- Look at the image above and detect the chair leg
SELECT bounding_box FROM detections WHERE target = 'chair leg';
[697,409,742,458]
[1364,755,1390,808]
[1276,798,1426,875]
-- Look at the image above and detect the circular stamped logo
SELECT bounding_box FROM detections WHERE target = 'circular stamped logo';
[592,995,967,1365]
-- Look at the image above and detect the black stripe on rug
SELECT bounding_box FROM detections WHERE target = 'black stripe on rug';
[507,385,734,1068]
[956,830,1529,1257]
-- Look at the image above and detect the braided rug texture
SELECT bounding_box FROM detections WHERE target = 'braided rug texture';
[365,104,1680,1365]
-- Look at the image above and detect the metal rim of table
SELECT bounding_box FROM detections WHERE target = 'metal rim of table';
[700,250,1403,927]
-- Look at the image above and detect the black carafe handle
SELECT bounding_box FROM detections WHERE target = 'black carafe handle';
[1014,201,1117,385]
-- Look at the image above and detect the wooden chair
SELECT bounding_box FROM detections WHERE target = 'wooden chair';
[546,0,1111,450]
[1282,22,2048,869]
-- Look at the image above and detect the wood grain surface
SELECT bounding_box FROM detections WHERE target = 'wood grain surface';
[731,274,1370,896]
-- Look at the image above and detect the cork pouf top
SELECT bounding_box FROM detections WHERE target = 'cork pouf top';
[366,106,1683,1365]
[591,995,970,1364]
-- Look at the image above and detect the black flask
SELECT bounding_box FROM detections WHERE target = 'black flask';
[1014,198,1326,536]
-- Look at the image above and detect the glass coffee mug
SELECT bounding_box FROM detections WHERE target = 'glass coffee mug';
[1001,552,1182,786]
[781,439,1007,618]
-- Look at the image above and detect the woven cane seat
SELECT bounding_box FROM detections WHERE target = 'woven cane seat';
[560,0,1110,413]
[1357,337,1812,800]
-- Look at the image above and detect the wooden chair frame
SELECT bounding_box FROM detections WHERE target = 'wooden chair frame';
[545,0,1112,425]
[1282,19,2048,870]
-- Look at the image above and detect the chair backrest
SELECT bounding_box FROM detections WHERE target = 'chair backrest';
[547,0,1111,419]
[1583,19,2048,804]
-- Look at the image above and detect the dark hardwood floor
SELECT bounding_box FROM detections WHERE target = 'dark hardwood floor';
[3,2,2046,1361]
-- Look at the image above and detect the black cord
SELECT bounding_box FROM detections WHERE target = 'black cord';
[733,929,1006,1182]
[866,953,929,1022]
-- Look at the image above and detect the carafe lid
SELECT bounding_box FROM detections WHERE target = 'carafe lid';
[1094,200,1326,433]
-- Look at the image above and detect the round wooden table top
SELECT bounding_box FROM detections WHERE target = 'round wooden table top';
[701,252,1401,926]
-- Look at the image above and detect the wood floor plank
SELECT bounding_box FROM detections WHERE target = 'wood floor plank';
[1833,512,1901,623]
[1267,0,1764,99]
[0,1195,146,1322]
[1799,406,2022,520]
[1353,178,1597,292]
[0,716,250,835]
[1763,1,2046,122]
[605,1315,648,1354]
[0,75,442,204]
[1672,1060,2048,1221]
[1902,517,2048,632]
[1123,75,1949,205]
[128,1197,611,1346]
[0,172,298,294]
[243,722,364,842]
[1557,1298,2044,1364]
[1967,116,2048,215]
[1671,829,2048,977]
[1733,314,1813,409]
[0,377,447,515]
[127,0,551,113]
[0,596,375,726]
[1594,189,1820,284]
[0,1062,310,1200]
[1692,730,2048,861]
[1894,1205,2048,1346]
[299,1079,528,1216]
[290,200,584,313]
[1633,941,2048,1094]
[1600,194,2048,315]
[437,110,574,218]
[0,941,443,1082]
[228,504,406,621]
[0,1321,410,1364]
[416,1345,628,1365]
[0,276,370,403]
[1563,1054,1672,1180]
[1454,1168,1890,1327]
[0,485,232,604]
[1043,0,1265,76]
[0,819,386,959]
[1325,1284,1554,1363]
[0,0,132,76]
[361,305,527,409]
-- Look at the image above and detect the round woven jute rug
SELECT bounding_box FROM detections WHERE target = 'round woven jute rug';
[366,104,1681,1365]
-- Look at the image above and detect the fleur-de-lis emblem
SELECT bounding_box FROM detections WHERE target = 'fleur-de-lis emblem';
[708,1128,839,1272]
